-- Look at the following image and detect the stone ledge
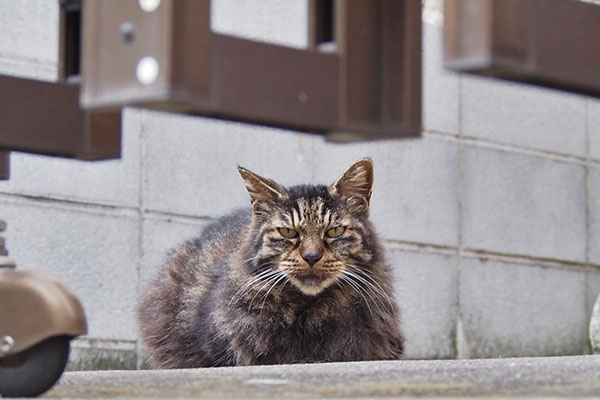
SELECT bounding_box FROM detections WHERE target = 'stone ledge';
[47,355,600,398]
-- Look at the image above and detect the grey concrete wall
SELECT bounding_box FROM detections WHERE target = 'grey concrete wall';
[1,0,599,368]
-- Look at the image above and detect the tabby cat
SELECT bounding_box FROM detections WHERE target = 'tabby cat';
[138,159,403,368]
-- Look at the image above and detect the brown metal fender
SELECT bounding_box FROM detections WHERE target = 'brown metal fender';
[0,269,87,356]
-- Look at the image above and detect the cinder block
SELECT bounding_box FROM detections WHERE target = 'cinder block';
[422,23,460,135]
[142,111,314,217]
[388,248,457,359]
[590,167,600,264]
[0,108,142,208]
[590,99,600,162]
[140,214,209,291]
[461,76,587,157]
[460,257,588,358]
[0,0,58,79]
[462,145,586,262]
[212,0,307,48]
[0,196,140,341]
[311,135,460,247]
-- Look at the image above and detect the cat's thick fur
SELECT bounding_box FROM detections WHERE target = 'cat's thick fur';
[138,159,403,368]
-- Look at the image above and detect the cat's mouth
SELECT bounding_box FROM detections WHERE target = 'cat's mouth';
[299,273,325,286]
[291,271,337,296]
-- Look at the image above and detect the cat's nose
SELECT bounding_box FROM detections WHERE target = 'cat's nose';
[302,249,322,267]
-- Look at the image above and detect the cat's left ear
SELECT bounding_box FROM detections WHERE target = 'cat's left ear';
[329,158,374,211]
[238,167,288,211]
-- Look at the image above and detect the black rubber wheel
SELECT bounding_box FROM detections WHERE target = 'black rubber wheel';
[0,335,71,398]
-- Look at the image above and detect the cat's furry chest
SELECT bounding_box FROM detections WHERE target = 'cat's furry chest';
[216,288,381,365]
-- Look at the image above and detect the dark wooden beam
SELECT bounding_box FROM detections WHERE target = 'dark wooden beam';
[0,75,121,160]
[444,0,600,97]
[81,0,421,140]
[0,151,9,180]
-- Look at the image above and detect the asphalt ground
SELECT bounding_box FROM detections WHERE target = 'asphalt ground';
[39,355,600,399]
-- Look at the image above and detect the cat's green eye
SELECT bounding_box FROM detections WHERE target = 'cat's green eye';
[278,227,299,238]
[326,226,346,238]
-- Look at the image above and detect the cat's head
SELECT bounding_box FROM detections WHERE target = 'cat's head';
[238,159,379,296]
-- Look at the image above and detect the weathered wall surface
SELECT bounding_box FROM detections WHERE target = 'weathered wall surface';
[1,0,599,368]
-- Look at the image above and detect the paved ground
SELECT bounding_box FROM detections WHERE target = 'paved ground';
[42,355,600,399]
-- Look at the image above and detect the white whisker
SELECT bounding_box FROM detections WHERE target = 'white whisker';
[260,273,288,310]
[248,272,285,311]
[339,272,373,316]
[346,264,396,311]
[228,268,280,306]
[342,270,387,315]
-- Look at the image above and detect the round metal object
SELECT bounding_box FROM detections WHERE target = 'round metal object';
[0,335,14,355]
[120,22,135,43]
[136,56,159,85]
[138,0,160,12]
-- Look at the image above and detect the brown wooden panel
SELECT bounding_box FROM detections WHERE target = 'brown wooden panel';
[81,0,210,107]
[0,151,8,180]
[380,0,422,139]
[81,0,421,140]
[534,0,600,91]
[0,75,121,160]
[332,0,421,140]
[444,0,491,65]
[210,34,339,132]
[444,0,600,97]
[81,0,339,132]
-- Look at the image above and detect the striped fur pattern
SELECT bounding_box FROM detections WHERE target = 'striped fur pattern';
[138,159,404,368]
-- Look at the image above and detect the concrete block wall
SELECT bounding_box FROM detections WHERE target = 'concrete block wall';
[1,0,599,368]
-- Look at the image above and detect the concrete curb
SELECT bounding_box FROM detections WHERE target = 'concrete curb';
[46,355,600,399]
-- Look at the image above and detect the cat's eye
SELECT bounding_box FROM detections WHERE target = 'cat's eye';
[326,227,346,238]
[278,227,299,238]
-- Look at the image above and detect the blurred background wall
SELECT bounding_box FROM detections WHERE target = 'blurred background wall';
[1,0,599,369]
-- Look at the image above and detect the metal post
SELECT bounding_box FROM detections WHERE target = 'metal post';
[0,220,16,269]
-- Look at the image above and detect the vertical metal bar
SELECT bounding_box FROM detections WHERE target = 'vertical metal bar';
[0,151,9,180]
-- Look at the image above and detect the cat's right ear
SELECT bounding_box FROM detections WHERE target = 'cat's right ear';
[238,167,288,211]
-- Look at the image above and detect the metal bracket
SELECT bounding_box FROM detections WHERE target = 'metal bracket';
[80,0,422,141]
[444,0,600,97]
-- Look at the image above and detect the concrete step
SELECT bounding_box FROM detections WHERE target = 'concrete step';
[45,355,600,399]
